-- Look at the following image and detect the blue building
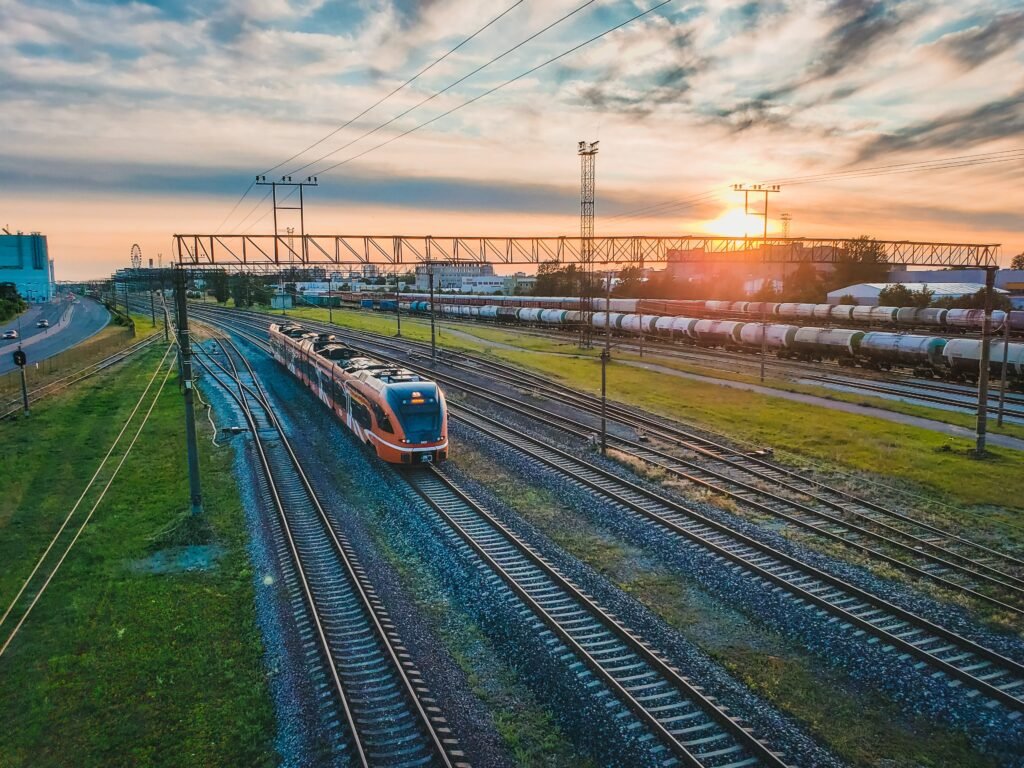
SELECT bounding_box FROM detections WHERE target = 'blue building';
[0,232,54,302]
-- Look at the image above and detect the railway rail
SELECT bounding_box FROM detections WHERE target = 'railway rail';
[407,467,791,767]
[189,306,1024,615]
[1,335,161,420]
[187,306,1024,731]
[192,332,464,768]
[192,307,1024,717]
[194,310,796,766]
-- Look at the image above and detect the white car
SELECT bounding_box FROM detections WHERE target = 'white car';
[36,319,50,328]
[3,329,18,339]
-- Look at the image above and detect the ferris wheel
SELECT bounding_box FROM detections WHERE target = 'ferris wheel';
[131,243,142,269]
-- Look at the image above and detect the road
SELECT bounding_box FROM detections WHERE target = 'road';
[0,297,110,375]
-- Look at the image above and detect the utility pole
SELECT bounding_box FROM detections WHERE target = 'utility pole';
[395,276,403,338]
[601,268,612,455]
[327,272,333,324]
[733,183,780,383]
[428,262,437,364]
[578,140,599,349]
[997,310,1011,426]
[975,267,996,455]
[173,267,204,516]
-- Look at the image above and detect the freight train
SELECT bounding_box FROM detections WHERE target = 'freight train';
[344,292,1023,333]
[269,323,448,464]
[375,301,1024,385]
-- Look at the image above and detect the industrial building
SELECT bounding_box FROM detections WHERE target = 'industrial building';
[887,268,1024,308]
[415,262,494,291]
[826,282,1006,306]
[0,231,54,301]
[461,272,537,294]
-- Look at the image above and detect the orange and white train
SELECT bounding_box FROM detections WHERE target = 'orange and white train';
[269,323,448,465]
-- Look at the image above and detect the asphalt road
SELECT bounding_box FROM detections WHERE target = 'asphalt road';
[0,297,110,375]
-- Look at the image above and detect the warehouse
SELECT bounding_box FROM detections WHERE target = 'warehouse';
[0,231,54,301]
[826,282,1005,306]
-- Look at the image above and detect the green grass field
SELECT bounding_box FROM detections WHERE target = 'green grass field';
[263,305,1024,515]
[0,345,275,768]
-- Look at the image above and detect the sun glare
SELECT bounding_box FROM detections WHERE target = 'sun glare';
[702,208,773,238]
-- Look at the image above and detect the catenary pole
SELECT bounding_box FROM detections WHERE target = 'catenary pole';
[429,262,437,364]
[997,310,1010,427]
[601,268,612,455]
[173,266,204,515]
[974,267,995,455]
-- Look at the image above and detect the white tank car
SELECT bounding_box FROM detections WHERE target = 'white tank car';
[517,307,544,323]
[654,316,677,336]
[850,306,874,323]
[693,319,745,344]
[775,303,801,319]
[479,305,499,320]
[673,316,699,338]
[946,309,1007,329]
[812,304,833,320]
[860,333,947,368]
[895,308,919,325]
[591,312,626,330]
[730,301,750,313]
[944,339,1024,379]
[620,314,658,334]
[829,305,856,322]
[792,327,865,357]
[740,323,799,350]
[539,309,567,324]
[870,306,899,323]
[915,308,948,326]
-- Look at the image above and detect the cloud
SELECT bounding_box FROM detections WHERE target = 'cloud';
[856,87,1024,159]
[936,10,1024,70]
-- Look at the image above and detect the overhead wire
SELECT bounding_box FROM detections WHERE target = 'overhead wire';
[307,0,677,178]
[214,1,525,232]
[606,147,1024,224]
[288,0,603,177]
[267,0,526,177]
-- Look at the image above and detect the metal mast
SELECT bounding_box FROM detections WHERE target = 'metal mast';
[578,140,599,348]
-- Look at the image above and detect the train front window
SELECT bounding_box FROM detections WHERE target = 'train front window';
[388,386,442,443]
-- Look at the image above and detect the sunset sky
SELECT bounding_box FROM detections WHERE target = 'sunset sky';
[2,0,1022,279]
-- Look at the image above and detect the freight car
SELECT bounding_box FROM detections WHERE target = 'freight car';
[269,323,448,464]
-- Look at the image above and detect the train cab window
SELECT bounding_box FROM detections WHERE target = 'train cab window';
[370,402,394,433]
[351,399,372,430]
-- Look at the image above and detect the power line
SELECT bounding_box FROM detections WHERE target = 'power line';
[289,0,602,177]
[266,0,525,177]
[233,188,274,233]
[214,177,257,233]
[607,147,1024,222]
[309,0,677,178]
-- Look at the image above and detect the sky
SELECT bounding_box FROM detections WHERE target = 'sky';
[1,0,1022,279]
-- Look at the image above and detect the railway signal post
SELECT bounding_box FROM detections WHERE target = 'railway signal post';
[173,266,204,515]
[13,348,28,414]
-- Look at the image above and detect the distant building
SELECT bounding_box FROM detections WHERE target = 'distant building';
[415,262,493,291]
[459,272,538,295]
[888,268,1024,308]
[826,282,1007,306]
[0,232,53,301]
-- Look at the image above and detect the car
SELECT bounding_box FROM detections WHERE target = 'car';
[36,319,49,328]
[3,330,18,339]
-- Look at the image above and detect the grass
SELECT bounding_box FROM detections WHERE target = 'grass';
[0,346,276,768]
[450,438,1000,768]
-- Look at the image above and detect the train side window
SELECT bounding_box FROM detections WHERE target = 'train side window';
[351,399,372,430]
[370,402,394,433]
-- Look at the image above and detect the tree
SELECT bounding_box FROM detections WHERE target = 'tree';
[838,294,858,305]
[209,270,230,303]
[933,289,1011,311]
[780,262,823,302]
[877,283,933,308]
[1011,252,1024,271]
[830,236,890,290]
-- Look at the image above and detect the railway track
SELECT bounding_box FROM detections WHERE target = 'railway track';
[190,307,1024,723]
[190,306,1024,615]
[194,311,798,766]
[191,308,1024,717]
[193,333,465,768]
[444,405,1024,715]
[406,467,791,767]
[1,334,161,419]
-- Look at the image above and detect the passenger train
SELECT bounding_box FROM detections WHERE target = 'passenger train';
[269,323,448,464]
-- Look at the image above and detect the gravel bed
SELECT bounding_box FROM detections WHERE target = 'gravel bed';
[439,458,847,768]
[448,413,1024,762]
[466,394,1024,662]
[236,335,709,766]
[196,346,334,767]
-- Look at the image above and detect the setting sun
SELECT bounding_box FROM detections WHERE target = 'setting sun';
[702,208,777,238]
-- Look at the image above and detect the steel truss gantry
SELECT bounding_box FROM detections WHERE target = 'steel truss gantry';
[174,234,999,268]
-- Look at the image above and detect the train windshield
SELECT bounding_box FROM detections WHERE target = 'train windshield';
[387,384,442,443]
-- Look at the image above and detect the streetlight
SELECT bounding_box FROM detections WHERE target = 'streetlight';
[732,183,780,383]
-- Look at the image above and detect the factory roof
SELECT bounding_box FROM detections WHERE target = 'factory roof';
[828,282,1008,298]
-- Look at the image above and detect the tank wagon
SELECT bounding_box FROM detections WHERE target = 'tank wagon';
[269,324,448,464]
[943,339,1024,383]
[860,333,947,373]
[786,328,865,362]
